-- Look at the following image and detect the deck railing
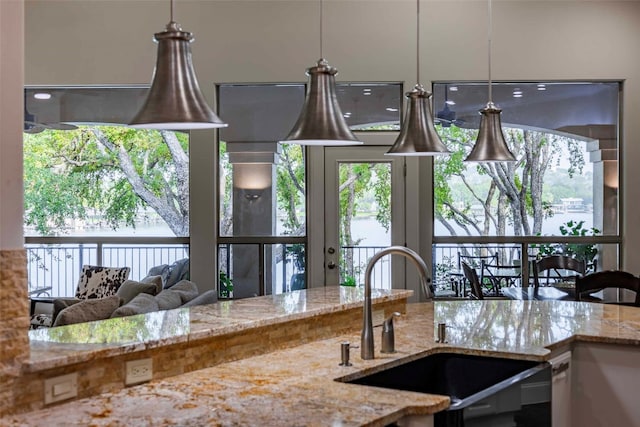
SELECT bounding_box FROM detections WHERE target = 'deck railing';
[25,236,189,298]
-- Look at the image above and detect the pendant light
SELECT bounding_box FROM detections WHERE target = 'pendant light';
[280,0,361,146]
[129,0,227,130]
[464,0,515,162]
[386,0,449,156]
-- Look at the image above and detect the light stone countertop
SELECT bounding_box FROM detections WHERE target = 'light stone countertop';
[6,299,640,426]
[24,286,409,372]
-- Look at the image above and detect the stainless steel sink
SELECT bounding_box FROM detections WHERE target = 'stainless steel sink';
[344,352,551,427]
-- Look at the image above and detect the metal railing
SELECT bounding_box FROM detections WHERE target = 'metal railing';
[25,236,189,297]
[433,235,621,297]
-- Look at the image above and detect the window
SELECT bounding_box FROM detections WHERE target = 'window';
[217,82,402,298]
[431,82,621,293]
[24,87,189,297]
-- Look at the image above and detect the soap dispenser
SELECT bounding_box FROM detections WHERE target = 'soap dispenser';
[381,312,400,353]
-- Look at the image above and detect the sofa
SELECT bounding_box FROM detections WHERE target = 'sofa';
[30,259,217,329]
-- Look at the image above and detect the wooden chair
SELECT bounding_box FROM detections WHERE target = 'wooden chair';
[533,255,586,291]
[575,270,640,306]
[461,261,484,300]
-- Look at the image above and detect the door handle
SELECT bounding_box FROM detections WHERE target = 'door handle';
[327,261,336,269]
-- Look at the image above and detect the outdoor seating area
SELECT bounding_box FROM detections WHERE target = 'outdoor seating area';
[444,250,639,305]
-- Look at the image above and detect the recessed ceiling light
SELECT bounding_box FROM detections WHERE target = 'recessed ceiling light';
[363,88,372,92]
[363,92,371,96]
[513,94,523,98]
[449,86,458,92]
[385,107,399,112]
[445,100,456,106]
[537,84,546,88]
[34,92,51,100]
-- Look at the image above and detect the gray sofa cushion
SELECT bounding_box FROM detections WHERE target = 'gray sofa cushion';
[52,298,81,325]
[111,293,159,318]
[181,290,218,307]
[141,275,164,294]
[116,278,159,305]
[146,264,170,288]
[154,279,199,310]
[164,258,190,289]
[53,295,122,327]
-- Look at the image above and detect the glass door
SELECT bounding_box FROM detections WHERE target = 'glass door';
[324,146,405,288]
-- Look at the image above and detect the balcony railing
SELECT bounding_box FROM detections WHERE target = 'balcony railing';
[25,236,189,298]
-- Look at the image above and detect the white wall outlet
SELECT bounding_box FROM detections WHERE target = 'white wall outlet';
[44,372,78,405]
[125,358,153,385]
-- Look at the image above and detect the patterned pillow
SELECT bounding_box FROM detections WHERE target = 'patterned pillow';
[75,265,131,300]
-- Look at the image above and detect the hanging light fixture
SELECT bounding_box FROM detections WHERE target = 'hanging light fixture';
[129,0,227,130]
[280,0,361,146]
[386,0,449,156]
[464,0,515,162]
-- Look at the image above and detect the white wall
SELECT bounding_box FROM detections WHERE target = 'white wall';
[1,0,24,250]
[24,0,640,272]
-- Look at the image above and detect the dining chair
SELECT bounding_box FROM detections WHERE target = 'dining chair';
[481,261,520,296]
[533,255,586,292]
[575,270,640,306]
[461,261,484,300]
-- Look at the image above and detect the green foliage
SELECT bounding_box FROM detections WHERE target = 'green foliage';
[534,220,600,265]
[24,126,187,236]
[340,276,357,287]
[219,270,233,299]
[275,144,305,234]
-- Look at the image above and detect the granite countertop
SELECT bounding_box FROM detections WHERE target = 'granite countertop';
[7,299,640,426]
[24,286,410,372]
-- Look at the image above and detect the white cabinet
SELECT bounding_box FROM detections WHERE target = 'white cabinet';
[550,351,571,427]
[571,342,640,427]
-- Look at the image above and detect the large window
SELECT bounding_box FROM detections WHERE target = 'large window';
[24,87,189,297]
[431,82,620,293]
[216,82,402,298]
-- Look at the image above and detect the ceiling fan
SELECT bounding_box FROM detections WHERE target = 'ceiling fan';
[23,93,78,134]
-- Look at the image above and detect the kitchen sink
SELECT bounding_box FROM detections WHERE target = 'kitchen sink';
[344,352,551,426]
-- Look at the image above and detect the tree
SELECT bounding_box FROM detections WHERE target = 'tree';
[24,126,189,236]
[434,125,585,238]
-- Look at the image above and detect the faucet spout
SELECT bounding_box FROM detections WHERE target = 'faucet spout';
[361,245,432,360]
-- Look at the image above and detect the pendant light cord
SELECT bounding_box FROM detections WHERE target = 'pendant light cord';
[170,0,174,22]
[320,0,324,59]
[416,0,420,86]
[487,0,493,104]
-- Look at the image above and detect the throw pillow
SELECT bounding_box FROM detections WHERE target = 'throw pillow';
[182,290,217,308]
[52,298,81,325]
[164,258,190,289]
[154,279,199,310]
[146,264,170,288]
[53,295,122,327]
[111,293,159,318]
[75,265,131,300]
[116,279,159,305]
[140,275,163,295]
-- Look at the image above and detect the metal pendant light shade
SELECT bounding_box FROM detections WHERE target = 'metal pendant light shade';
[129,21,227,130]
[465,0,515,162]
[465,102,516,162]
[386,85,449,156]
[281,59,361,146]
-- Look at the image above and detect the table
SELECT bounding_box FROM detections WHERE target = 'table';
[501,286,602,302]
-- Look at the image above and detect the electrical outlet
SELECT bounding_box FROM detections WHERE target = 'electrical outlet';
[125,358,153,385]
[44,372,77,404]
